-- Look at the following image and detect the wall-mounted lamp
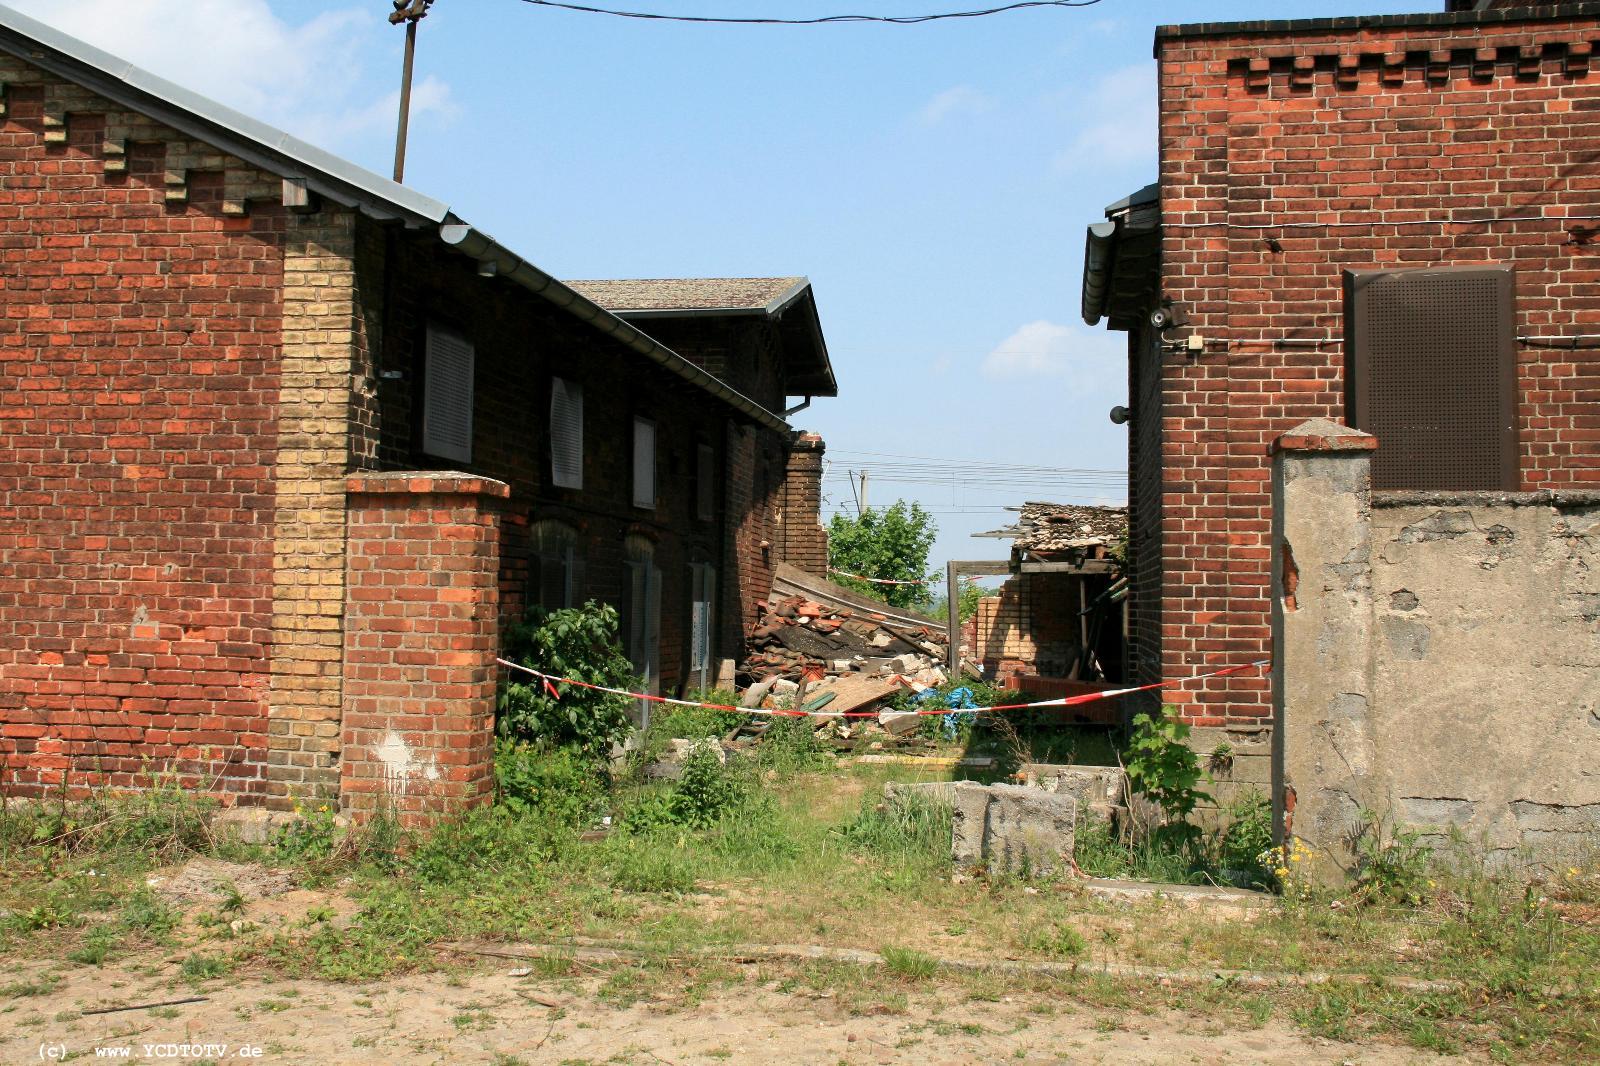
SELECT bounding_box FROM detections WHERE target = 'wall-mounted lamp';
[1109,405,1131,425]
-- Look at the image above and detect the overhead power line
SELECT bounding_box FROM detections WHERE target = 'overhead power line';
[515,0,1103,25]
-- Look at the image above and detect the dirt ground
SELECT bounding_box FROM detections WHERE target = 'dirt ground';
[2,953,1487,1066]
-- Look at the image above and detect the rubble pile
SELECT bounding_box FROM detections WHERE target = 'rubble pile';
[742,593,948,694]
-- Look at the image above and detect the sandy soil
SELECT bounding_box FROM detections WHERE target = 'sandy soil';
[1,953,1487,1066]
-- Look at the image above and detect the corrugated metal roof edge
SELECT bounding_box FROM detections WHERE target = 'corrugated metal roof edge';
[0,2,790,434]
[1153,3,1600,54]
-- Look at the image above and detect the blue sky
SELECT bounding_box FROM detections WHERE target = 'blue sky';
[14,0,1425,570]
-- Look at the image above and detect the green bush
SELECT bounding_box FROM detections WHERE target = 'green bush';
[756,716,830,776]
[498,603,637,756]
[494,740,608,830]
[626,745,755,833]
[271,803,339,862]
[843,792,952,862]
[1352,809,1432,906]
[408,806,550,885]
[1218,789,1275,889]
[1125,706,1213,849]
[653,691,744,741]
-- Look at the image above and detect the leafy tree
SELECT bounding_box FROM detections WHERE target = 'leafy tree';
[497,602,636,756]
[827,500,937,610]
[927,578,995,624]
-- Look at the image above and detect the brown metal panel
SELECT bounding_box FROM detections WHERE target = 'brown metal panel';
[1343,265,1519,491]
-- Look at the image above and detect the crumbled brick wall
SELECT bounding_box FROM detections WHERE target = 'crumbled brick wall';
[0,60,288,801]
[340,473,505,824]
[1152,14,1600,726]
[780,432,828,576]
[975,574,1082,676]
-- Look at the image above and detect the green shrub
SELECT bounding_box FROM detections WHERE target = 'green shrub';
[408,806,550,885]
[607,838,697,894]
[842,792,952,868]
[493,740,608,830]
[1351,809,1432,906]
[271,803,339,862]
[880,945,938,980]
[1125,706,1213,849]
[756,716,829,776]
[498,603,637,756]
[1218,789,1275,889]
[653,692,744,741]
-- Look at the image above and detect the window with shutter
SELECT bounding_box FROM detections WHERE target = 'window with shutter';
[422,323,474,463]
[689,562,716,689]
[622,535,660,728]
[632,418,656,510]
[530,521,581,610]
[550,377,583,490]
[1343,265,1519,491]
[695,443,715,523]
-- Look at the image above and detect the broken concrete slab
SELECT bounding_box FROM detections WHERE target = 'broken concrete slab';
[1020,764,1125,826]
[1083,878,1273,914]
[878,709,923,737]
[951,781,1078,878]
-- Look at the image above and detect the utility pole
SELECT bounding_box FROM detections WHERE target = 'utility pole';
[858,470,869,515]
[390,0,435,184]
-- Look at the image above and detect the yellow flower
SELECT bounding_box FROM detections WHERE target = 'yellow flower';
[1568,868,1580,879]
[1290,854,1301,862]
[1275,867,1290,879]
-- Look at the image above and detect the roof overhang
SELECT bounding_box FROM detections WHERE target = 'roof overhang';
[603,280,838,398]
[1081,182,1161,331]
[0,2,790,433]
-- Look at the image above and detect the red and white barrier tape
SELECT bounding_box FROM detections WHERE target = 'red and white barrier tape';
[826,568,934,586]
[495,658,1269,719]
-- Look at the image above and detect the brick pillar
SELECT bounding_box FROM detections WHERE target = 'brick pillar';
[341,472,509,826]
[1270,419,1380,884]
[267,209,361,807]
[780,432,828,574]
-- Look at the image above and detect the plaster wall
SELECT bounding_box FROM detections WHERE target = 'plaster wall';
[1273,421,1600,879]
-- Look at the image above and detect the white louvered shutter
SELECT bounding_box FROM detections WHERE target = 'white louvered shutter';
[632,418,656,509]
[422,323,474,463]
[550,377,583,489]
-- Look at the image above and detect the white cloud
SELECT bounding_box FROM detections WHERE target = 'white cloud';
[917,84,991,127]
[1052,63,1155,172]
[8,0,455,153]
[980,320,1125,394]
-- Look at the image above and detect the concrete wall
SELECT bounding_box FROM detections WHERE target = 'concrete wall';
[1272,420,1600,880]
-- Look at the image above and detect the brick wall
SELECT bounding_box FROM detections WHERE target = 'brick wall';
[341,473,505,824]
[1151,13,1600,726]
[0,59,289,801]
[974,574,1083,677]
[358,226,765,696]
[779,432,828,576]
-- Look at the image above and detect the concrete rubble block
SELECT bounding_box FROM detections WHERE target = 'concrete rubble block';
[649,737,728,780]
[770,679,799,698]
[950,781,1079,877]
[740,676,778,708]
[878,709,923,737]
[1022,764,1125,826]
[883,780,958,805]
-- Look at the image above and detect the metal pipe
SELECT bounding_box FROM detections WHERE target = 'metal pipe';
[393,17,416,183]
[438,224,790,434]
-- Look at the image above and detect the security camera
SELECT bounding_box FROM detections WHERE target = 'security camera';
[1149,306,1173,330]
[1109,405,1131,425]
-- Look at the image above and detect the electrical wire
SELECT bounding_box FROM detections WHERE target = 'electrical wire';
[515,0,1102,25]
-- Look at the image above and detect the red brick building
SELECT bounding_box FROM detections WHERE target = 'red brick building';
[0,9,834,820]
[1082,2,1600,731]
